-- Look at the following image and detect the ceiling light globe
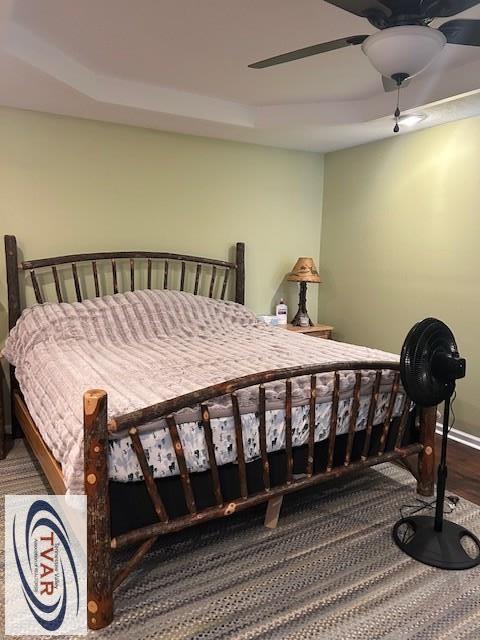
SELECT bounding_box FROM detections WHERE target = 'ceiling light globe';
[398,113,427,127]
[362,26,446,80]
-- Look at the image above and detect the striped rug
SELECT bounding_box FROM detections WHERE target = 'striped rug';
[1,440,480,639]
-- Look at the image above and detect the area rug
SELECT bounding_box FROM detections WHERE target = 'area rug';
[1,440,479,640]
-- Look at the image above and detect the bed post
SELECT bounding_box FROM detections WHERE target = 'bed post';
[235,242,245,305]
[417,405,436,496]
[0,361,5,459]
[4,235,22,439]
[4,235,21,330]
[84,390,113,630]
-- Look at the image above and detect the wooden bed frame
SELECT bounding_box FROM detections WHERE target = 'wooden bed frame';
[1,234,436,630]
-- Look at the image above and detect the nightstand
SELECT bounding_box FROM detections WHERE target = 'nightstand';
[285,323,334,339]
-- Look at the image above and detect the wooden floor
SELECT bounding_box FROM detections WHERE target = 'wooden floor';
[436,435,480,505]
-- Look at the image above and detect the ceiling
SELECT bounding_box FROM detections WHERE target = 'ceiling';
[1,0,480,152]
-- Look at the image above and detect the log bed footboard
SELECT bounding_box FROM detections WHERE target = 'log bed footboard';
[83,364,436,630]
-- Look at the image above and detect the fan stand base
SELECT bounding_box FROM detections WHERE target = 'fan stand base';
[393,515,480,570]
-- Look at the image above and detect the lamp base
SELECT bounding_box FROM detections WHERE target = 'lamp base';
[291,281,314,327]
[291,310,314,327]
[392,515,480,570]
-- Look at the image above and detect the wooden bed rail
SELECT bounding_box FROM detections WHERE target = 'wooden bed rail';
[21,251,237,271]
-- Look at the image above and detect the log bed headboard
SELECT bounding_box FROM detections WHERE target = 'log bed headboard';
[4,235,245,330]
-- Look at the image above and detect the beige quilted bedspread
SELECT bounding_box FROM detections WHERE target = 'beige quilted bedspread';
[3,290,398,492]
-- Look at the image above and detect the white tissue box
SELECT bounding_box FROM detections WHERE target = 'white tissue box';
[257,315,280,326]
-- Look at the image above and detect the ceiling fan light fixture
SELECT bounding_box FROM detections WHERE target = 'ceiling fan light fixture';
[361,26,446,79]
[398,113,427,127]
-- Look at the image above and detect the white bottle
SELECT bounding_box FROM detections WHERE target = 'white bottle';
[276,298,288,325]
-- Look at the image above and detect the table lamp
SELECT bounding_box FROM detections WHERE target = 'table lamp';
[287,257,322,327]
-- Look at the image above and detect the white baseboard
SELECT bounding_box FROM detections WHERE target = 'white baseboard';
[436,423,480,451]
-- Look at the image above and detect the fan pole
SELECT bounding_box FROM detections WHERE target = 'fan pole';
[434,394,450,532]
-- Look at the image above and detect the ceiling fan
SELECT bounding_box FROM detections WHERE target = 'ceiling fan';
[249,0,480,92]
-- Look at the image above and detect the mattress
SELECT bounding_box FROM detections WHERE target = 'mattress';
[3,290,402,494]
[109,391,405,482]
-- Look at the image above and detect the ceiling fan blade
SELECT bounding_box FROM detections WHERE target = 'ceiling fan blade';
[424,0,480,18]
[382,75,411,92]
[438,19,480,45]
[248,35,368,69]
[323,0,392,18]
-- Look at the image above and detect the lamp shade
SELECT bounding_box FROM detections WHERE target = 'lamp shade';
[287,257,322,283]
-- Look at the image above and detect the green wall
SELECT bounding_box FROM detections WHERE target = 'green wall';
[320,116,480,437]
[3,106,479,438]
[0,107,324,346]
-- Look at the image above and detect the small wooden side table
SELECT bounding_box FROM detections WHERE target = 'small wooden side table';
[285,323,334,339]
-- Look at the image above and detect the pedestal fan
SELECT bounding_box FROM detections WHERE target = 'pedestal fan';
[393,318,480,569]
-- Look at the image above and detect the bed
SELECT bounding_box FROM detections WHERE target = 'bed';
[1,235,437,630]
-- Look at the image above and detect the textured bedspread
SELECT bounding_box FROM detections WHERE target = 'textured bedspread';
[3,290,400,493]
